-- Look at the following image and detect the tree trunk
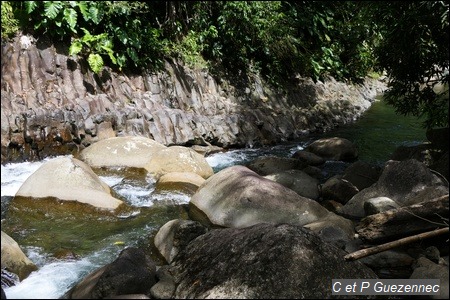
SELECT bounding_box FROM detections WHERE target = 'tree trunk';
[356,195,449,243]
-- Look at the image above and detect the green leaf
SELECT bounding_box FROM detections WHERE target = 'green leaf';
[25,1,38,14]
[44,1,64,20]
[116,54,127,71]
[88,53,103,74]
[80,28,94,43]
[69,40,83,56]
[77,1,89,20]
[64,8,77,32]
[88,5,100,24]
[103,48,117,65]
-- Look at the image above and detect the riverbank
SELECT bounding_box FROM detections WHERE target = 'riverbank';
[1,34,386,164]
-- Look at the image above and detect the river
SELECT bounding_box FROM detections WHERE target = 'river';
[1,99,426,299]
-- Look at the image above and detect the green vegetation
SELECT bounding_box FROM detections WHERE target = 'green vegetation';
[1,1,19,38]
[1,1,448,129]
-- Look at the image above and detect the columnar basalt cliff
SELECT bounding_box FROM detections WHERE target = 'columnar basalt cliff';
[1,35,386,163]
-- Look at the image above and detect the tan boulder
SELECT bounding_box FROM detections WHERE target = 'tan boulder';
[15,156,123,210]
[189,165,354,237]
[1,231,38,281]
[155,172,205,195]
[144,146,214,179]
[79,136,166,168]
[264,169,320,200]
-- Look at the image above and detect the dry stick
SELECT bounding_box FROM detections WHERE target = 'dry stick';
[344,227,449,261]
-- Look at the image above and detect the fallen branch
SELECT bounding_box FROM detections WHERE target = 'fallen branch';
[344,227,449,261]
[356,194,449,243]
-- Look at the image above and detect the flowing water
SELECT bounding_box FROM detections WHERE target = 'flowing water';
[1,99,427,299]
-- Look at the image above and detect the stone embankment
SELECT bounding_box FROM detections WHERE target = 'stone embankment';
[1,34,386,163]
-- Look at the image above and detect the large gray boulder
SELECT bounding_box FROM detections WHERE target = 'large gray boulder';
[189,165,354,237]
[79,136,166,168]
[1,231,37,281]
[338,159,449,219]
[169,223,378,299]
[15,156,123,210]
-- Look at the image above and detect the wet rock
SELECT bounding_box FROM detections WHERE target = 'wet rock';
[66,247,157,299]
[1,231,37,281]
[155,172,205,195]
[291,150,326,166]
[305,137,358,162]
[246,156,306,176]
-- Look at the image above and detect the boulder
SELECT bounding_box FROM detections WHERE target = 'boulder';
[410,257,449,299]
[246,156,306,176]
[1,231,37,281]
[305,137,358,161]
[144,146,214,179]
[66,247,157,299]
[363,197,400,216]
[189,165,354,237]
[264,169,320,200]
[79,136,166,169]
[155,172,205,195]
[154,219,208,264]
[169,223,378,299]
[338,159,449,219]
[291,150,326,166]
[320,175,359,204]
[15,156,123,210]
[150,266,176,299]
[342,160,382,191]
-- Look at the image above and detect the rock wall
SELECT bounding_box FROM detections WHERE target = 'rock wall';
[1,34,386,163]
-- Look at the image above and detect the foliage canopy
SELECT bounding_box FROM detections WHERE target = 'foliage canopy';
[1,1,448,129]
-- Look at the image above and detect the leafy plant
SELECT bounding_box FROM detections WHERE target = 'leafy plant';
[1,1,19,39]
[372,1,449,129]
[69,28,115,73]
[23,1,101,38]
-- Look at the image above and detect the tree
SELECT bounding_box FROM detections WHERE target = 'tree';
[371,1,449,129]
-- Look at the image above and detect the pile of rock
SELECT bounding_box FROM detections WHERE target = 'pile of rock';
[2,135,448,299]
